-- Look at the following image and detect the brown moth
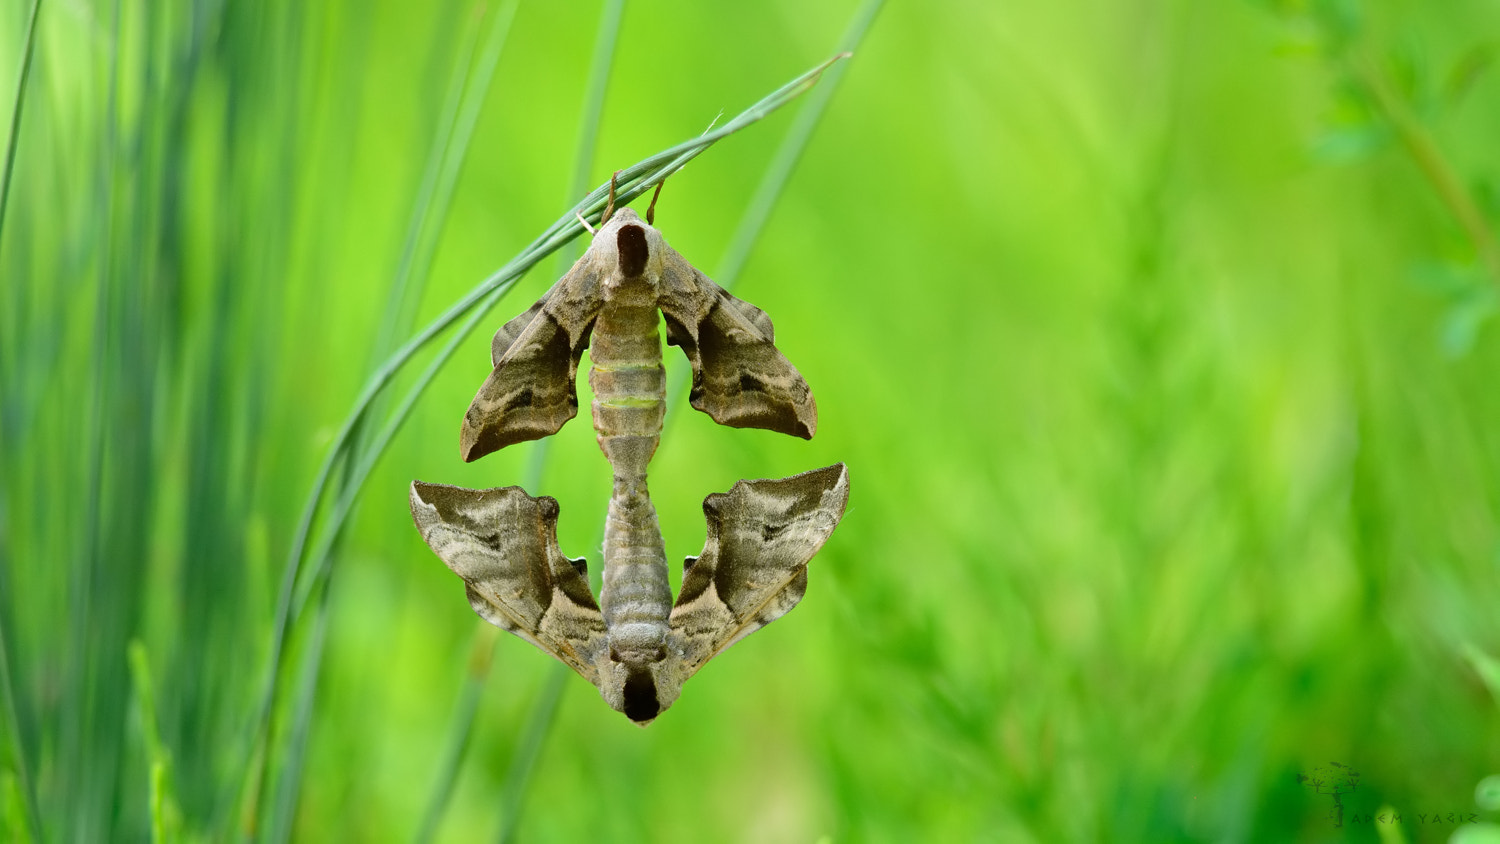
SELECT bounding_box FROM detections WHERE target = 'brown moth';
[411,197,848,724]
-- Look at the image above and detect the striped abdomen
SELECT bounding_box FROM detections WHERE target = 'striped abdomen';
[588,278,670,662]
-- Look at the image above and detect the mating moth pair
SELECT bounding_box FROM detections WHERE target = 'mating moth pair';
[409,186,848,725]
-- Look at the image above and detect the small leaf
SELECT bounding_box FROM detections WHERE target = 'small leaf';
[1473,177,1500,222]
[1311,0,1362,47]
[1385,40,1438,118]
[1463,642,1500,708]
[1439,290,1497,358]
[1311,124,1390,162]
[1444,42,1496,107]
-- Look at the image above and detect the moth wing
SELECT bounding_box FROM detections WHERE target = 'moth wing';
[410,481,606,683]
[668,464,849,675]
[460,262,604,462]
[489,298,543,368]
[658,254,817,439]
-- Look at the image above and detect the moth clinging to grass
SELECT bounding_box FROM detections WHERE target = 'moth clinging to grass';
[410,181,849,724]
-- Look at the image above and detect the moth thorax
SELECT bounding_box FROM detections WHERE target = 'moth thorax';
[616,224,650,278]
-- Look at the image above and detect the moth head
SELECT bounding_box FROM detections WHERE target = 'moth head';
[597,647,684,726]
[593,208,664,288]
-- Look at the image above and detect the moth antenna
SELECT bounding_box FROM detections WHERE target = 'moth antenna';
[645,180,665,226]
[601,170,620,225]
[575,210,596,235]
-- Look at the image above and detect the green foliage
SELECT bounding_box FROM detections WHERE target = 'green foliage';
[4,0,1500,842]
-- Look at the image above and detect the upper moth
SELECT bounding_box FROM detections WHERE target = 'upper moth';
[411,191,848,725]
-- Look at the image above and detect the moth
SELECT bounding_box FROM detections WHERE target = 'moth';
[411,192,848,724]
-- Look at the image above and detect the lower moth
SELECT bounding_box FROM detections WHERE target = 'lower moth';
[411,192,848,724]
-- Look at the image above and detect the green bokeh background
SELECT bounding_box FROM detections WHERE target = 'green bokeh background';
[4,0,1500,841]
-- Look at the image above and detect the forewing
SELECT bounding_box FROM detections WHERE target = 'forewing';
[658,254,817,439]
[668,464,849,674]
[410,481,606,682]
[460,263,604,462]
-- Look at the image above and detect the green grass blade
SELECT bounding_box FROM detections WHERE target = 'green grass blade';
[292,280,518,621]
[243,3,519,836]
[0,0,43,250]
[367,4,488,368]
[63,0,131,837]
[411,627,498,844]
[262,581,333,844]
[493,667,568,844]
[664,0,884,424]
[714,0,885,289]
[552,0,626,277]
[546,50,849,242]
[1462,642,1500,708]
[128,641,177,844]
[237,47,848,840]
[0,614,40,844]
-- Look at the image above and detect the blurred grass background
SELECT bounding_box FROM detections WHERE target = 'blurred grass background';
[4,0,1500,841]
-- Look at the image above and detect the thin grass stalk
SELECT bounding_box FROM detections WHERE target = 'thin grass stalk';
[713,0,884,290]
[526,0,625,490]
[0,619,40,844]
[291,281,518,620]
[415,3,626,838]
[127,642,176,843]
[411,627,498,844]
[63,0,128,837]
[494,667,567,844]
[486,27,874,842]
[261,579,332,843]
[240,4,518,835]
[334,0,514,547]
[290,1,521,620]
[238,49,847,838]
[0,0,43,248]
[664,0,884,420]
[367,6,487,370]
[552,0,625,278]
[1347,53,1500,289]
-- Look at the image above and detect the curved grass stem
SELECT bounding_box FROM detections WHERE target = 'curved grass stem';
[238,44,852,841]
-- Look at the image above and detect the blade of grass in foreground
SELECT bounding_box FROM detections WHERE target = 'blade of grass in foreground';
[243,2,517,838]
[128,641,178,841]
[490,6,880,840]
[0,5,44,838]
[239,40,848,844]
[0,0,44,247]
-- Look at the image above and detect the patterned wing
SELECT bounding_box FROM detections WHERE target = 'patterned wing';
[657,253,817,439]
[410,481,606,682]
[668,464,849,675]
[460,260,604,462]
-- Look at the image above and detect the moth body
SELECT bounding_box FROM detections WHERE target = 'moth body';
[588,220,674,702]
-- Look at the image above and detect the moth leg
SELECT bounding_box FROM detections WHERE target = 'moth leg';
[601,170,620,225]
[645,180,665,225]
[575,210,596,235]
